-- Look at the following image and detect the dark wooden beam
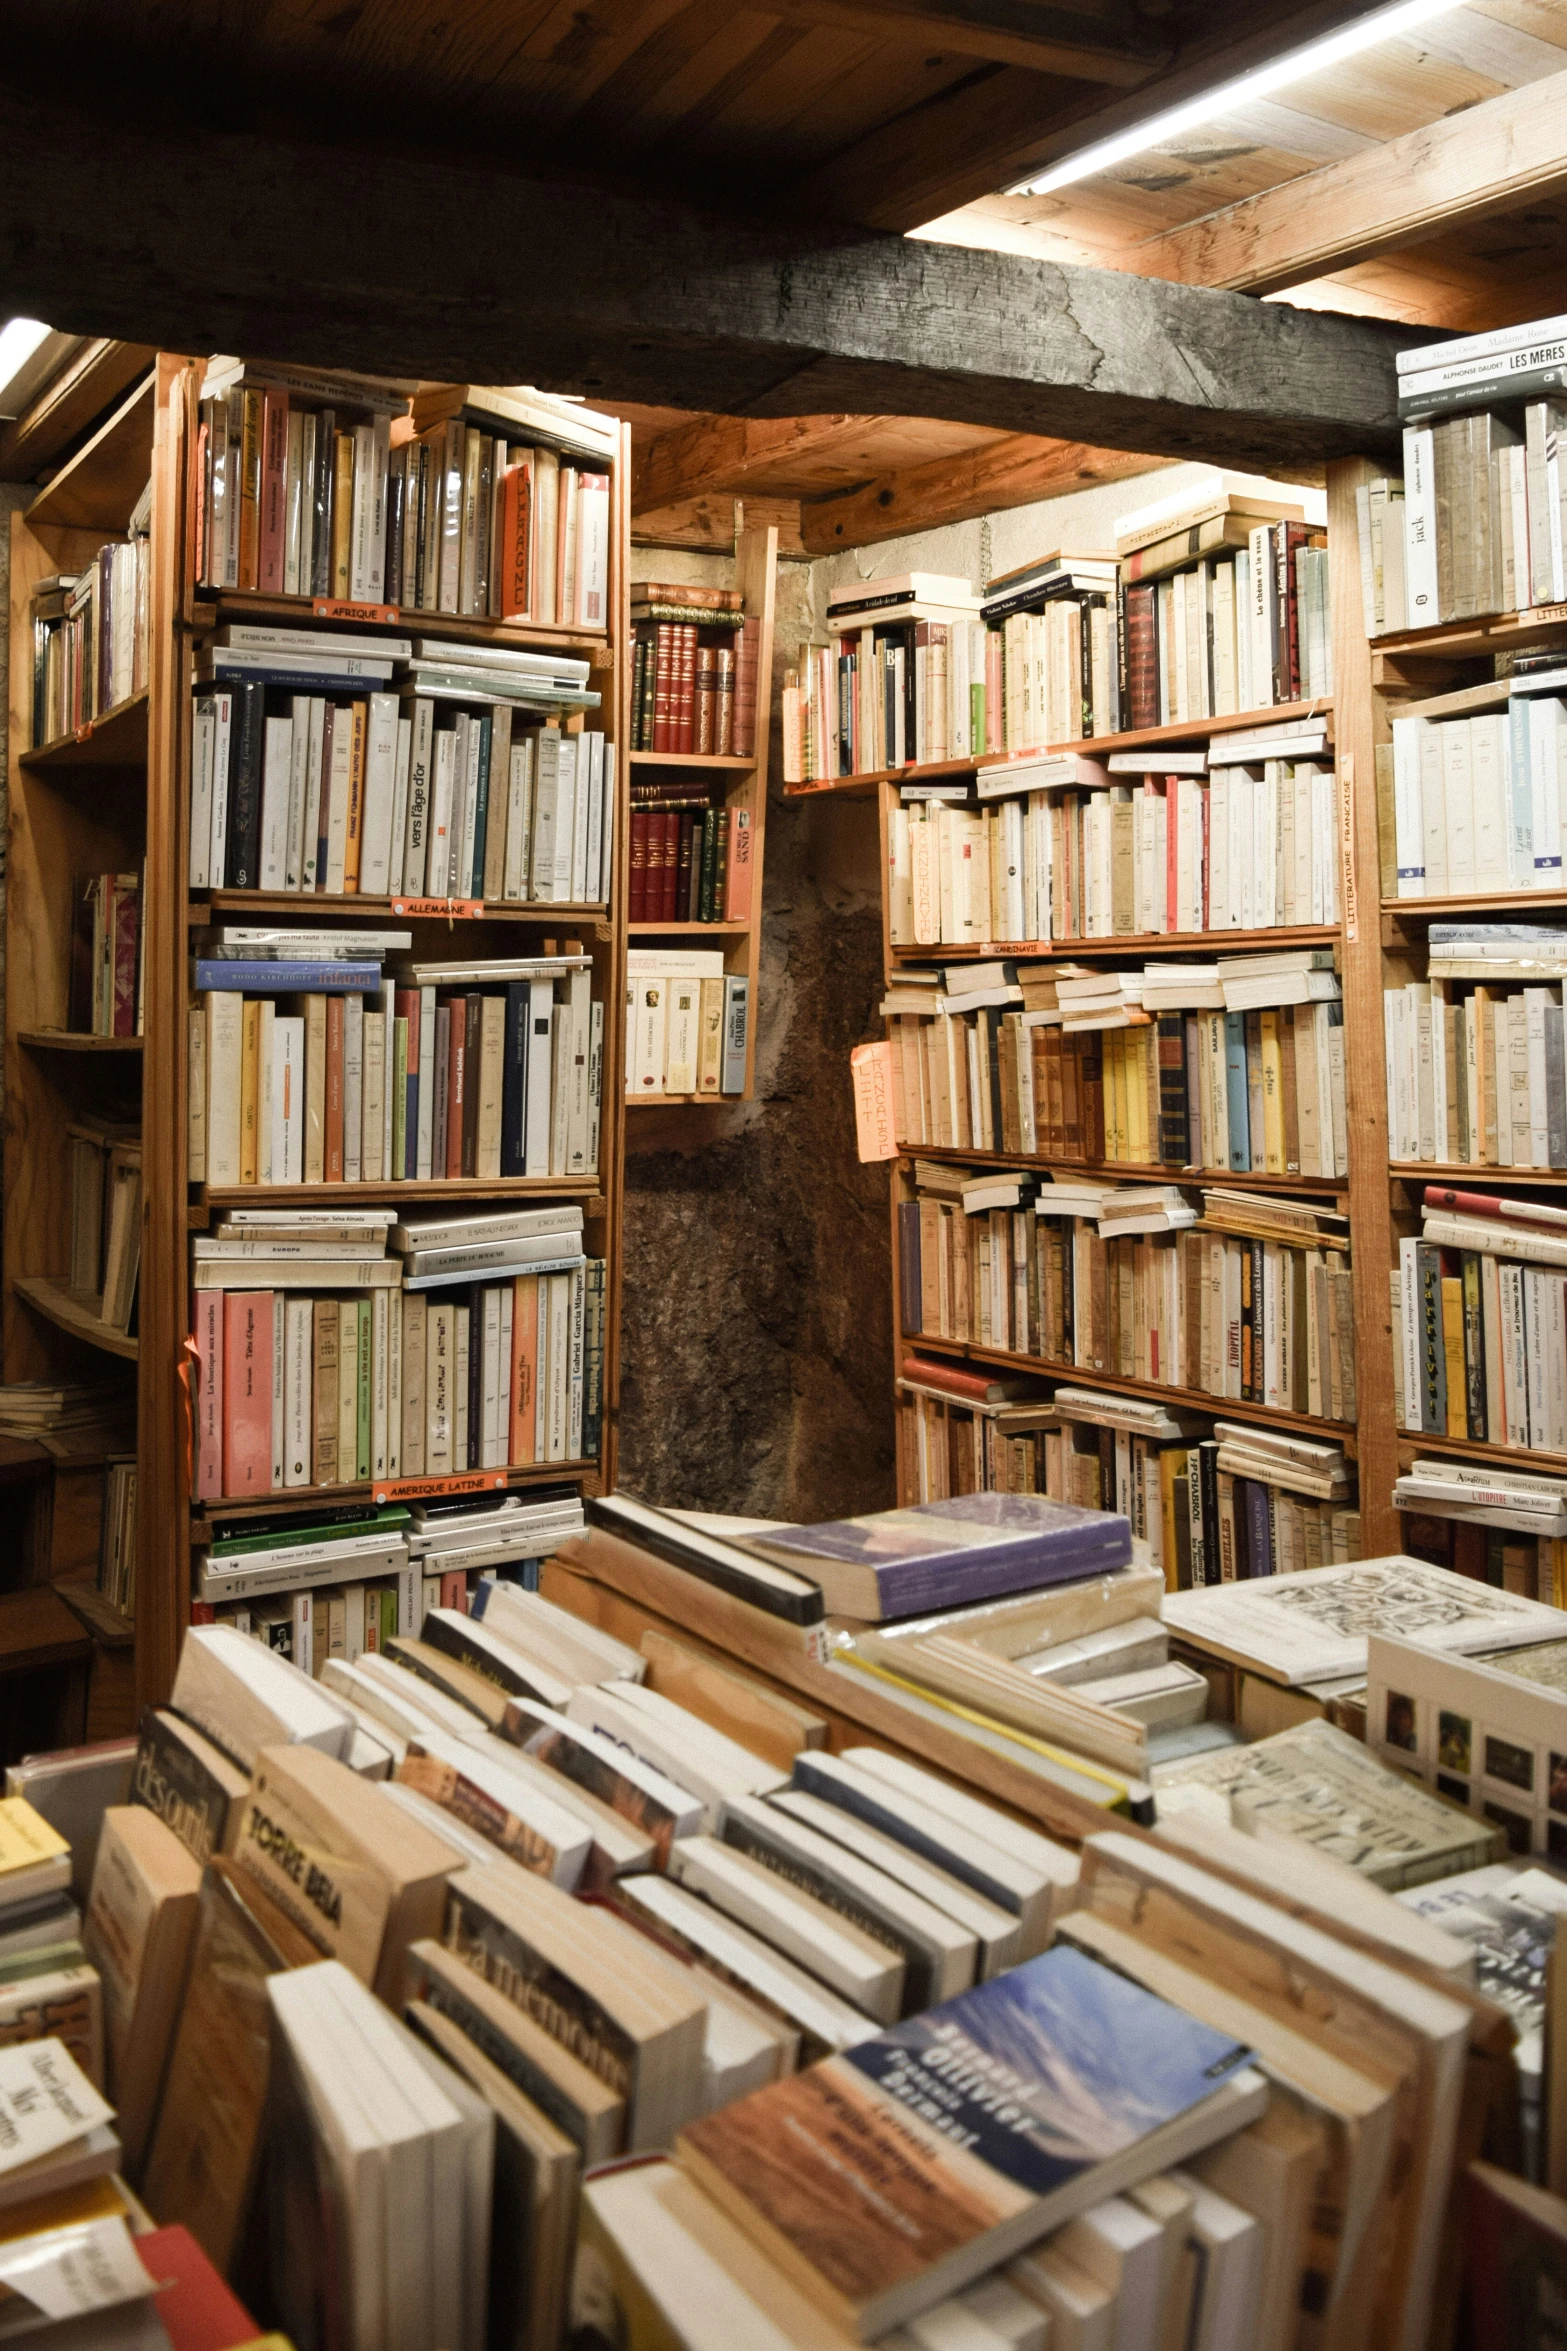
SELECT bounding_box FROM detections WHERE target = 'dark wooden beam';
[0,90,1406,471]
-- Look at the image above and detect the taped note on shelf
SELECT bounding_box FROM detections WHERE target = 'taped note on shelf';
[392,898,484,920]
[850,1041,898,1162]
[373,1470,509,1506]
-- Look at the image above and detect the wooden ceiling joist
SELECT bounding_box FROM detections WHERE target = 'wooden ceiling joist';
[633,414,883,513]
[0,89,1408,473]
[1132,61,1567,296]
[744,0,1168,80]
[797,431,1165,552]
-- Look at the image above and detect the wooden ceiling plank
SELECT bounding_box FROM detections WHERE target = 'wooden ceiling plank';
[0,339,156,481]
[1132,61,1567,295]
[633,412,888,509]
[721,0,1168,80]
[798,433,1168,553]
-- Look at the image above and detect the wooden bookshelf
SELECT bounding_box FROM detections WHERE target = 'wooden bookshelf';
[625,524,777,1109]
[906,1145,1347,1196]
[889,925,1339,966]
[7,361,637,1710]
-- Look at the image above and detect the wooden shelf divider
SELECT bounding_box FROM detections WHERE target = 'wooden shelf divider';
[13,1277,138,1361]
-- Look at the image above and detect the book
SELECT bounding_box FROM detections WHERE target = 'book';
[170,1625,355,1768]
[1464,2161,1567,2351]
[405,1933,625,2162]
[0,1801,71,1916]
[677,1944,1264,2338]
[82,1806,202,2170]
[0,2040,118,2211]
[743,1492,1131,1622]
[129,1708,250,1867]
[395,1726,592,1886]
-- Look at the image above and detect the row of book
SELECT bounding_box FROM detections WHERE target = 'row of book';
[897,1355,1361,1583]
[69,869,143,1038]
[30,528,149,748]
[625,951,750,1096]
[191,947,602,1185]
[628,795,753,924]
[900,1165,1357,1423]
[1397,1190,1567,1452]
[191,1246,606,1500]
[781,488,1330,782]
[628,584,761,757]
[884,960,1349,1178]
[195,361,616,626]
[66,1122,141,1334]
[99,1457,136,1618]
[190,638,611,906]
[886,719,1337,949]
[1390,688,1567,896]
[1385,963,1567,1168]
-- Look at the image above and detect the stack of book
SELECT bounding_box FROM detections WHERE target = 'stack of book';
[196,362,616,626]
[190,1213,604,1502]
[30,530,150,747]
[0,1377,136,1454]
[629,582,759,758]
[191,947,603,1185]
[980,550,1122,747]
[886,714,1336,949]
[625,949,750,1096]
[629,783,753,923]
[783,572,984,780]
[1390,684,1567,898]
[1117,479,1331,728]
[899,1163,1356,1423]
[886,954,1347,1177]
[1398,1188,1567,1450]
[1385,929,1567,1165]
[0,1796,101,2082]
[189,631,610,905]
[1397,1456,1567,1604]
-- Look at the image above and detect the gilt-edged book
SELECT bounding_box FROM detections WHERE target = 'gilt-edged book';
[741,1494,1132,1623]
[675,1943,1263,2339]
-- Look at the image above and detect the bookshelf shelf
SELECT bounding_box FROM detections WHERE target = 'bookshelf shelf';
[627,920,750,936]
[629,752,755,772]
[190,1456,602,1536]
[890,925,1340,964]
[200,1179,605,1208]
[1389,1164,1567,1188]
[907,1331,1357,1449]
[1382,890,1567,923]
[18,1031,143,1055]
[28,373,154,532]
[902,1146,1345,1195]
[189,893,611,928]
[1374,604,1567,663]
[1395,1431,1567,1476]
[14,1277,138,1362]
[197,590,612,665]
[784,699,1334,799]
[20,693,149,771]
[626,1092,727,1106]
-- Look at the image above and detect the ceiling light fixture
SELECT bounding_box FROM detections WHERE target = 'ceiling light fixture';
[1012,0,1468,196]
[0,319,54,411]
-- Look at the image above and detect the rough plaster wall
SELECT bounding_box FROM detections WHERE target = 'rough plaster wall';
[615,462,1318,1517]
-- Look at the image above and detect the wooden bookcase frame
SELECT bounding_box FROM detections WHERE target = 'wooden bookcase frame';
[624,523,777,1107]
[5,361,636,1708]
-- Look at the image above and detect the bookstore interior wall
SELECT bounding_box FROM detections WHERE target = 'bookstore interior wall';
[619,544,896,1519]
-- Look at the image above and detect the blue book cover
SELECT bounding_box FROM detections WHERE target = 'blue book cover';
[192,960,383,993]
[748,1491,1132,1621]
[1223,1010,1250,1171]
[680,1945,1257,2334]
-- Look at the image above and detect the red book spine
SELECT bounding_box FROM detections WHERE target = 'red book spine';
[629,811,649,922]
[195,1289,224,1501]
[440,1568,469,1612]
[223,1290,273,1497]
[678,624,696,754]
[653,625,673,754]
[664,811,682,919]
[259,388,289,594]
[733,615,760,758]
[499,460,532,620]
[1124,582,1159,731]
[725,805,753,921]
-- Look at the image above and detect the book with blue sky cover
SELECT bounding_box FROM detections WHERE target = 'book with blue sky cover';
[742,1493,1133,1623]
[676,1943,1263,2338]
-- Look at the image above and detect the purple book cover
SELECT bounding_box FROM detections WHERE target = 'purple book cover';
[754,1492,1132,1617]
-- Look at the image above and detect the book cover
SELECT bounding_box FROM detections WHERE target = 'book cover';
[677,1944,1257,2337]
[748,1491,1131,1622]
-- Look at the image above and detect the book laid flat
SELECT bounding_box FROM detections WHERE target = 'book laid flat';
[676,1943,1264,2338]
[742,1493,1133,1622]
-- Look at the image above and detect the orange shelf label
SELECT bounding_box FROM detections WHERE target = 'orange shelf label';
[312,598,399,625]
[373,1470,507,1505]
[392,897,485,919]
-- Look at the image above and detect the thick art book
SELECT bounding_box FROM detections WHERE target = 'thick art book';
[676,1943,1262,2337]
[744,1493,1132,1622]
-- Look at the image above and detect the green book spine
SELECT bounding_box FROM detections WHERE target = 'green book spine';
[698,807,719,921]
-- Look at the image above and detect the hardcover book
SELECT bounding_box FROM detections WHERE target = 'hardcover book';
[676,1944,1262,2338]
[743,1493,1132,1623]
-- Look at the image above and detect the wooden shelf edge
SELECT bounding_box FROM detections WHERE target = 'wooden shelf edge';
[902,1147,1345,1194]
[785,700,1334,796]
[1374,605,1567,660]
[200,1179,606,1206]
[1390,1164,1567,1187]
[14,1277,139,1361]
[18,1030,144,1053]
[1383,891,1567,919]
[1396,1432,1567,1476]
[190,1456,602,1531]
[625,1093,742,1106]
[627,920,750,935]
[195,590,612,662]
[629,751,756,770]
[189,892,611,925]
[906,1331,1357,1450]
[20,692,150,771]
[889,925,1341,963]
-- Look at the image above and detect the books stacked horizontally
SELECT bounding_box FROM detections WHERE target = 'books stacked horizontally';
[783,572,985,780]
[1385,929,1567,1166]
[1397,1187,1567,1449]
[899,1162,1357,1424]
[886,717,1336,950]
[629,582,760,760]
[626,949,750,1096]
[190,635,611,904]
[629,785,754,923]
[31,529,149,749]
[884,959,1348,1178]
[196,361,615,626]
[0,1797,103,2083]
[408,1488,586,1602]
[192,947,603,1185]
[1390,687,1567,899]
[190,1215,605,1501]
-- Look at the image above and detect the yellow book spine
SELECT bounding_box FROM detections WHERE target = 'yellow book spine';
[239,998,262,1187]
[332,430,355,598]
[1259,1008,1285,1174]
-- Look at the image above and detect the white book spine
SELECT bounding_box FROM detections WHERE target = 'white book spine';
[259,715,294,891]
[300,696,326,892]
[387,716,413,899]
[427,727,456,901]
[343,992,364,1184]
[190,703,216,890]
[283,695,312,892]
[570,735,593,901]
[271,1290,286,1490]
[403,698,435,897]
[1403,425,1440,623]
[554,736,578,900]
[360,691,401,896]
[416,985,436,1180]
[284,1296,312,1486]
[504,736,534,901]
[582,734,605,904]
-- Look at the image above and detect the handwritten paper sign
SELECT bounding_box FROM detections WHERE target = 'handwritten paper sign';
[851,1041,899,1162]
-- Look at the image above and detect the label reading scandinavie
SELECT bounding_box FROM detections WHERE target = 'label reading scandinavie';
[373,1471,508,1505]
[391,898,485,919]
[312,598,399,625]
